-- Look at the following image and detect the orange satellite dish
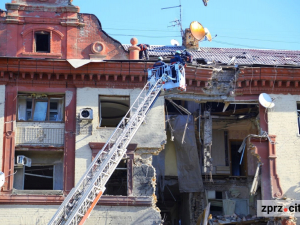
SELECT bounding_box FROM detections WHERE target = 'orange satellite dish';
[190,21,206,41]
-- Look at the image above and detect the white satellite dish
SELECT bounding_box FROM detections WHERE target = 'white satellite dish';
[259,93,275,108]
[171,39,180,46]
[0,172,5,188]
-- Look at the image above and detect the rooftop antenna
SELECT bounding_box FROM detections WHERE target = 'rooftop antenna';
[162,0,184,37]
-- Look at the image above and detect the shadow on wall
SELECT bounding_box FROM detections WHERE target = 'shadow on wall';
[284,182,300,199]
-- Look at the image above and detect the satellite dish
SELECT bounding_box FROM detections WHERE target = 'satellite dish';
[190,21,206,41]
[203,28,212,42]
[259,93,275,108]
[0,172,4,188]
[171,39,180,46]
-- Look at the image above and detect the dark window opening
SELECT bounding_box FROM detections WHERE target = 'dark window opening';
[297,103,300,134]
[230,141,246,176]
[104,160,127,196]
[24,165,53,190]
[165,99,185,114]
[35,32,50,53]
[215,191,223,199]
[99,96,130,127]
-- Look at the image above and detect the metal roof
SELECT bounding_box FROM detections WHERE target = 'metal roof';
[123,44,300,66]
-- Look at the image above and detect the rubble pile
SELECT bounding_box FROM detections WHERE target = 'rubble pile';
[209,214,263,224]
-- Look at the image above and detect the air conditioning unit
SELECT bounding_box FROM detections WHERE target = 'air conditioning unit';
[0,172,5,188]
[17,155,32,167]
[80,108,93,120]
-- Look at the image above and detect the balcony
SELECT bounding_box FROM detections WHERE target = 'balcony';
[16,122,64,147]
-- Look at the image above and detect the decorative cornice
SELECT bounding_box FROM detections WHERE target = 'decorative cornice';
[0,58,300,95]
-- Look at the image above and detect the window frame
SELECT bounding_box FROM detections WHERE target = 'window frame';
[228,139,248,177]
[98,95,130,128]
[90,142,134,197]
[87,143,151,206]
[34,31,51,53]
[297,103,300,135]
[16,94,65,123]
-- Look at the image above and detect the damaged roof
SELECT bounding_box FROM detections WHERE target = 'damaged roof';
[123,44,300,66]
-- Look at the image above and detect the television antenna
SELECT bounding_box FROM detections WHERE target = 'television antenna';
[162,0,184,37]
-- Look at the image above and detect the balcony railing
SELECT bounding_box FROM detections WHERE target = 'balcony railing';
[16,123,64,146]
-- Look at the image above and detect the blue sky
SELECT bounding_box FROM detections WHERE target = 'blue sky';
[78,0,300,50]
[2,0,300,50]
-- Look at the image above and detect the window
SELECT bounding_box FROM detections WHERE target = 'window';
[99,96,130,127]
[24,166,54,190]
[104,160,127,196]
[17,94,64,122]
[230,141,246,176]
[13,151,64,191]
[90,143,135,197]
[35,31,50,53]
[297,103,300,134]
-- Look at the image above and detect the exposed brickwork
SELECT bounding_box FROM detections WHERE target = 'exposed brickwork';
[0,0,128,60]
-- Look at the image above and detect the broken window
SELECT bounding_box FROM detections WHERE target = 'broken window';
[207,190,223,215]
[13,151,63,191]
[24,165,53,190]
[17,94,64,122]
[99,96,130,127]
[35,31,50,53]
[91,147,133,196]
[297,103,300,134]
[230,141,246,176]
[104,160,127,196]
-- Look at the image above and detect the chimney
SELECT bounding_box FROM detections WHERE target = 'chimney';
[182,28,199,50]
[128,37,140,60]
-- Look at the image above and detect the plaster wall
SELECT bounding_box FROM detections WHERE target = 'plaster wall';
[268,94,300,200]
[0,205,162,225]
[0,85,4,170]
[164,131,178,176]
[75,87,166,184]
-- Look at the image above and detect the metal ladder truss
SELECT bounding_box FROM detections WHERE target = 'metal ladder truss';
[48,77,164,225]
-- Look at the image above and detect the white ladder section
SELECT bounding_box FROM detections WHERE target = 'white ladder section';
[48,77,164,225]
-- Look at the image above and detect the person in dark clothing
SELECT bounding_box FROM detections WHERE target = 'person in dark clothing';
[184,50,193,63]
[170,50,185,81]
[153,56,165,78]
[170,50,185,65]
[137,44,150,60]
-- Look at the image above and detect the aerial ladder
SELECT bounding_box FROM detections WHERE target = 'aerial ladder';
[48,62,186,225]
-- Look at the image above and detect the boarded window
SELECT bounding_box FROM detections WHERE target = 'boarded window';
[35,31,50,53]
[99,96,130,127]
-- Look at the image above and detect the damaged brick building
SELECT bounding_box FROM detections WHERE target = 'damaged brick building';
[0,0,300,225]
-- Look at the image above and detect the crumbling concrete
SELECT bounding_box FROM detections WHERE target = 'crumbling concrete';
[202,69,239,96]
